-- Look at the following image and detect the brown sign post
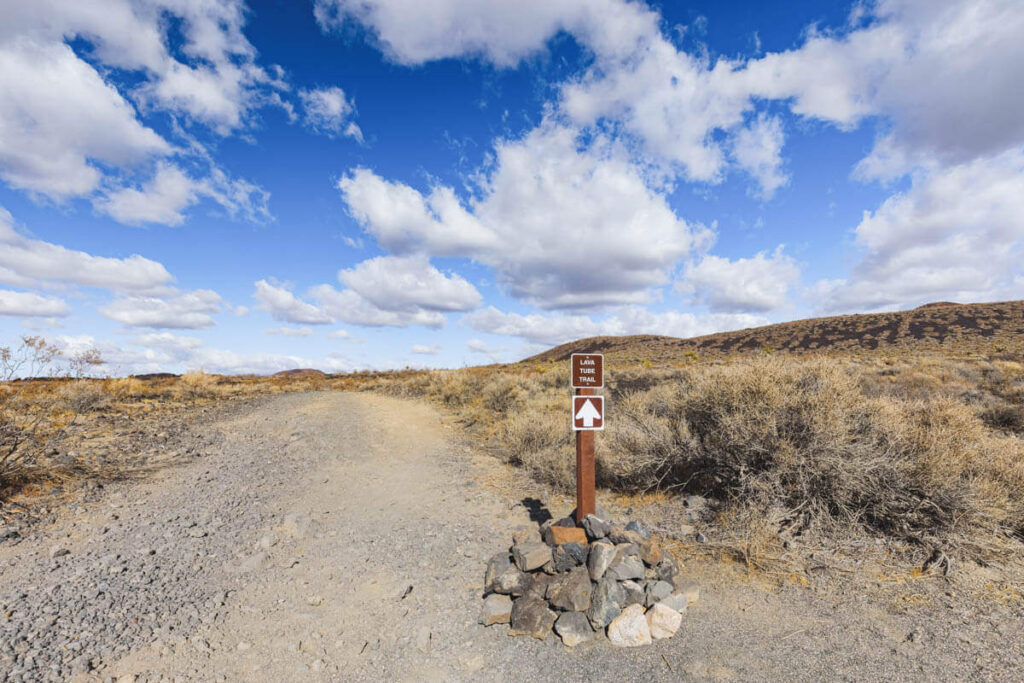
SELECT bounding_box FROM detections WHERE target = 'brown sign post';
[571,354,604,523]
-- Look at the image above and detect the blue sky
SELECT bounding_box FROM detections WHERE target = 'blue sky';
[0,0,1022,374]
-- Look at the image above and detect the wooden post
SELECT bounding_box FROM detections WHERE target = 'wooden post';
[575,386,596,524]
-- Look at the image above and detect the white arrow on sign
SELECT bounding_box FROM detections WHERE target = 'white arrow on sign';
[575,398,602,428]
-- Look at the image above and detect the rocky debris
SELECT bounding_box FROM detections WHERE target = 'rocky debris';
[646,603,683,640]
[544,525,587,546]
[512,542,552,572]
[625,521,650,539]
[587,541,616,580]
[639,540,662,566]
[508,597,557,640]
[582,514,611,540]
[480,513,698,649]
[645,580,673,607]
[621,580,646,607]
[479,594,513,626]
[605,548,645,581]
[607,604,652,647]
[484,552,512,592]
[659,593,688,613]
[554,612,594,647]
[49,545,70,559]
[491,564,533,596]
[587,578,625,629]
[607,525,644,545]
[548,542,588,573]
[547,566,592,612]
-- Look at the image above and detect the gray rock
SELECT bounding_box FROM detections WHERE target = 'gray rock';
[587,578,625,629]
[587,541,616,581]
[645,580,673,607]
[526,572,554,599]
[646,603,682,640]
[621,580,646,607]
[512,542,551,572]
[607,604,652,647]
[508,597,556,640]
[653,553,678,584]
[658,593,688,613]
[554,611,594,647]
[484,552,511,593]
[492,565,533,597]
[49,546,70,559]
[548,542,589,573]
[547,566,592,612]
[552,516,577,528]
[582,514,611,540]
[695,532,708,543]
[478,594,513,626]
[605,548,645,581]
[625,521,650,540]
[639,540,662,566]
[607,526,644,545]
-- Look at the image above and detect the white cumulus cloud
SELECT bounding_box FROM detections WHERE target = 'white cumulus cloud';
[678,246,800,313]
[0,290,72,318]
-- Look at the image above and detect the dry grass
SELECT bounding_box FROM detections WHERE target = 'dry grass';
[379,352,1024,571]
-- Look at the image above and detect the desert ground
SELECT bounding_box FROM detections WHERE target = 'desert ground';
[2,302,1023,681]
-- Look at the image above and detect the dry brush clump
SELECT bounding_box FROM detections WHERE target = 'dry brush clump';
[600,358,1024,558]
[379,353,1024,566]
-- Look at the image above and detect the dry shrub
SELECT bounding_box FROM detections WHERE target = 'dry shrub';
[431,370,483,407]
[499,410,574,488]
[603,356,1024,556]
[175,371,218,403]
[482,374,525,415]
[58,380,108,414]
[104,377,146,401]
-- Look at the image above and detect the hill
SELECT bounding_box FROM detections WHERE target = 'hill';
[526,300,1024,363]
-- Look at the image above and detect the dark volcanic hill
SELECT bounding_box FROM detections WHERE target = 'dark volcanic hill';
[525,300,1024,364]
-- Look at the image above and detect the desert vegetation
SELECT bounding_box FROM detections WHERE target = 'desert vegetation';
[375,350,1024,574]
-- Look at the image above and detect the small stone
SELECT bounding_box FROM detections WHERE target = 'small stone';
[562,542,589,565]
[512,542,551,572]
[639,540,662,567]
[658,593,688,613]
[415,626,431,652]
[587,542,616,581]
[677,580,700,604]
[484,553,512,593]
[552,516,577,528]
[587,578,625,629]
[653,553,679,584]
[116,675,137,683]
[695,532,708,543]
[621,580,646,607]
[605,548,645,581]
[645,580,673,607]
[508,597,556,640]
[306,595,323,606]
[478,594,513,626]
[547,566,592,612]
[607,526,644,545]
[526,572,554,599]
[607,604,652,647]
[188,528,207,538]
[547,544,582,573]
[237,642,252,651]
[49,546,70,559]
[625,521,650,539]
[554,611,594,648]
[646,603,682,639]
[492,566,533,596]
[582,515,611,540]
[543,525,587,546]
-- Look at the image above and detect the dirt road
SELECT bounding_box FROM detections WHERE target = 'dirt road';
[2,393,1022,681]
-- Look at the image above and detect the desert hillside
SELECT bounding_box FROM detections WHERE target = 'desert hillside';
[526,300,1024,364]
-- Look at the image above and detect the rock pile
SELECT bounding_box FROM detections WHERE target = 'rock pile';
[479,514,698,648]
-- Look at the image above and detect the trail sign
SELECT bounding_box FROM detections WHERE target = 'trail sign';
[570,353,603,389]
[572,395,605,431]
